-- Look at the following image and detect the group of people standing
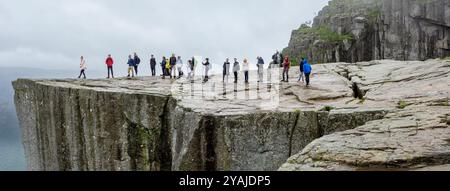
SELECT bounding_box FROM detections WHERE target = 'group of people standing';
[126,53,141,78]
[77,50,313,86]
[298,57,312,86]
[78,53,134,79]
[159,54,192,80]
[158,55,210,83]
[270,51,312,86]
[221,57,265,84]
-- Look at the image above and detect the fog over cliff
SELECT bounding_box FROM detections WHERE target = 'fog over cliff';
[0,0,328,74]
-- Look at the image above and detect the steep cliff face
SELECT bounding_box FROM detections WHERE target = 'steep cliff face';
[13,67,390,171]
[13,80,174,171]
[283,0,450,63]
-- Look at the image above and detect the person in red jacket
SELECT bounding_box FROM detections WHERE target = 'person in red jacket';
[282,56,290,82]
[106,54,114,78]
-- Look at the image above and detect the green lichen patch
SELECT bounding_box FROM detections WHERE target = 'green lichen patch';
[397,100,409,109]
[127,120,159,171]
[319,106,335,112]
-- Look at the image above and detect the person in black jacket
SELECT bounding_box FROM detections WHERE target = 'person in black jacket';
[134,52,141,76]
[279,53,284,68]
[257,56,265,82]
[161,56,167,79]
[272,51,284,68]
[223,58,230,82]
[272,51,278,66]
[169,54,177,79]
[202,58,210,83]
[233,58,240,83]
[150,55,157,76]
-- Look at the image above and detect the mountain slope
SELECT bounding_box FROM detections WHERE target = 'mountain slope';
[283,0,450,63]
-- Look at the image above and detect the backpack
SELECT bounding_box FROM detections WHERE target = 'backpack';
[135,57,141,65]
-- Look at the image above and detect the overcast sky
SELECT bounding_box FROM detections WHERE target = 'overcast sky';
[0,0,329,75]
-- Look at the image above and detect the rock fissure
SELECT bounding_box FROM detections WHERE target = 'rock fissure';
[352,82,365,99]
[331,66,367,100]
[288,111,301,157]
[158,97,173,171]
[201,116,217,171]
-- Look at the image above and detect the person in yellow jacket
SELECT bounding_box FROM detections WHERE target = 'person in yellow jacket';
[161,56,167,79]
[165,58,171,78]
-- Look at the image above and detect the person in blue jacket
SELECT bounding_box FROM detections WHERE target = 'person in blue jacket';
[127,55,135,78]
[257,56,265,82]
[298,57,305,83]
[303,59,312,86]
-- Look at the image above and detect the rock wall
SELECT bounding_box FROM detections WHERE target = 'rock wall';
[283,0,450,63]
[13,80,173,171]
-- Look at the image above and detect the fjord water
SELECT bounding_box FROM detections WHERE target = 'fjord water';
[0,68,79,170]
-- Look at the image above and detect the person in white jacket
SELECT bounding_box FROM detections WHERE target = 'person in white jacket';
[243,58,250,83]
[187,57,196,82]
[176,56,183,79]
[78,56,87,79]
